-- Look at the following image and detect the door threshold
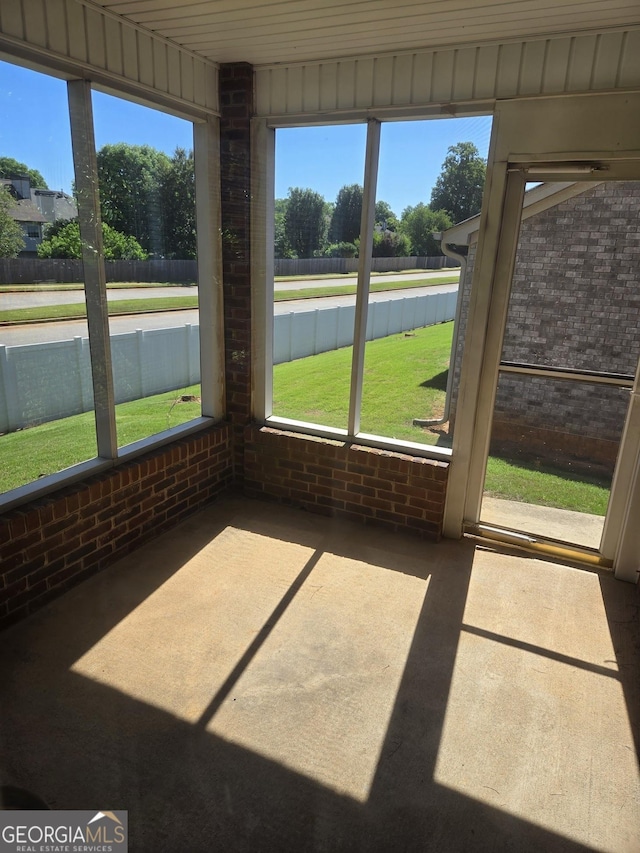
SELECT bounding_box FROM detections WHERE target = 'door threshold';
[464,521,613,569]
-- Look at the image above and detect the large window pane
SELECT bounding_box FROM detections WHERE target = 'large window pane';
[359,116,492,448]
[90,91,201,447]
[272,125,366,429]
[0,60,97,493]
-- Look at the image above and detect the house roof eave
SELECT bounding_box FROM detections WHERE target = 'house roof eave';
[441,180,603,246]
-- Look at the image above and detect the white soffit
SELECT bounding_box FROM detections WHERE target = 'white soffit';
[254,30,640,118]
[88,0,640,66]
[0,0,218,117]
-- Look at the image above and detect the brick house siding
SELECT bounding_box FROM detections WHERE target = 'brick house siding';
[450,180,640,475]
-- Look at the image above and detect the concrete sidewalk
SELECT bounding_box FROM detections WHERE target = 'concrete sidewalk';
[482,495,604,550]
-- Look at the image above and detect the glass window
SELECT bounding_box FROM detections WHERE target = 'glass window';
[0,60,97,494]
[271,124,366,430]
[0,58,218,504]
[91,90,201,449]
[268,115,492,453]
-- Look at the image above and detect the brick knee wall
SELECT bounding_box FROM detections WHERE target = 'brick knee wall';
[244,425,449,540]
[0,424,233,631]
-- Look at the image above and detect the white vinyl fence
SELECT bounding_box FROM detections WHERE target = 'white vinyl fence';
[0,325,200,434]
[0,290,456,433]
[273,289,457,364]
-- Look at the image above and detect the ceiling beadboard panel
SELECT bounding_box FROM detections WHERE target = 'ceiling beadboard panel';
[91,0,640,67]
[255,29,640,118]
[0,0,219,117]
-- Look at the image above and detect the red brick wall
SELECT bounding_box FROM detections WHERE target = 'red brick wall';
[0,424,232,630]
[220,62,254,481]
[244,425,449,540]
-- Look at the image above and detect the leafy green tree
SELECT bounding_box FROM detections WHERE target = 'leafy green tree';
[0,157,48,189]
[400,204,452,255]
[329,184,363,245]
[283,187,326,258]
[274,197,295,258]
[374,200,399,232]
[161,148,196,259]
[430,142,486,223]
[97,143,170,255]
[37,219,147,260]
[0,187,25,257]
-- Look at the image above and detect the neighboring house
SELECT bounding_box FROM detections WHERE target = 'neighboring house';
[1,175,77,256]
[443,180,640,477]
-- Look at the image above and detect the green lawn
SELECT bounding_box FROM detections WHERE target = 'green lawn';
[273,321,610,515]
[484,457,609,515]
[1,322,610,516]
[0,385,200,493]
[273,322,452,439]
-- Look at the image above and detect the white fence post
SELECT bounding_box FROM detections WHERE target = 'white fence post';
[0,345,20,433]
[74,336,94,412]
[135,328,145,398]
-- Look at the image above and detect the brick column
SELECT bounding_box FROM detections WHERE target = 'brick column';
[219,62,254,482]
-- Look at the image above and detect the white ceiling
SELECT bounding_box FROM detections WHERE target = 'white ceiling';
[87,0,640,66]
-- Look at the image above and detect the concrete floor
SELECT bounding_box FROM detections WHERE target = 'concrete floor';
[1,496,639,852]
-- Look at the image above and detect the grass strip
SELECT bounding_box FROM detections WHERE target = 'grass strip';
[0,281,196,292]
[274,275,458,301]
[273,268,453,282]
[0,296,199,323]
[1,277,457,323]
[484,457,609,515]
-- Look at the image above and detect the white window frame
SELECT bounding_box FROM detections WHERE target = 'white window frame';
[252,111,492,462]
[0,62,224,513]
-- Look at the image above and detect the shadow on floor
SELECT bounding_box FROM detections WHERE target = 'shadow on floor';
[1,498,637,852]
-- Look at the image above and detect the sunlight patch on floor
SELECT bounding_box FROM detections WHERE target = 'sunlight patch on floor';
[433,552,640,852]
[205,552,428,802]
[71,525,318,723]
[71,522,429,802]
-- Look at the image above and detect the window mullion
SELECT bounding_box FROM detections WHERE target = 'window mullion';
[67,79,117,459]
[348,118,381,437]
[251,118,275,421]
[194,116,225,419]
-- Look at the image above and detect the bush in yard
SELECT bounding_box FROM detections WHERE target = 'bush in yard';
[323,241,358,258]
[372,230,411,257]
[37,219,148,260]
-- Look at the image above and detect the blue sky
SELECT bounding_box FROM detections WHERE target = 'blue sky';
[275,116,492,215]
[0,58,492,215]
[0,59,193,192]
